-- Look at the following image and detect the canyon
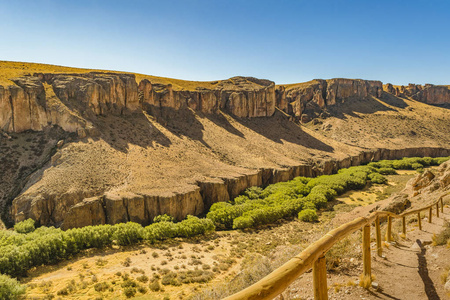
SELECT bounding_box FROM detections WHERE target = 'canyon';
[0,61,449,229]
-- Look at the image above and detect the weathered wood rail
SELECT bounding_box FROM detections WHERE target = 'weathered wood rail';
[224,193,448,300]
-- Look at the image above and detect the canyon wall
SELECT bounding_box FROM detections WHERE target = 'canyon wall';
[139,76,276,118]
[11,147,450,229]
[383,83,450,105]
[275,79,383,122]
[277,79,450,122]
[2,73,449,133]
[0,74,276,134]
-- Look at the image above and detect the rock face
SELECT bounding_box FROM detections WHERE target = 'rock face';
[0,77,48,132]
[138,76,276,118]
[276,79,383,121]
[11,146,450,229]
[383,83,450,105]
[0,74,276,134]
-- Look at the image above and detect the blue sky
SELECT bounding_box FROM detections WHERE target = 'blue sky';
[0,0,449,85]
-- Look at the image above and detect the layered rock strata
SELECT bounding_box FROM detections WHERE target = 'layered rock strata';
[11,146,450,229]
[0,74,276,133]
[138,76,276,118]
[275,79,383,121]
[383,83,450,105]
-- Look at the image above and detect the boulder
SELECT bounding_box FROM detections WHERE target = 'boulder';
[383,194,411,214]
[412,170,435,191]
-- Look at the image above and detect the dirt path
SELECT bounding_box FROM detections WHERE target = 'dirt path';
[367,207,450,300]
[281,206,450,300]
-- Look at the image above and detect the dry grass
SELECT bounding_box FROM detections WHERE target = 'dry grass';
[0,60,221,90]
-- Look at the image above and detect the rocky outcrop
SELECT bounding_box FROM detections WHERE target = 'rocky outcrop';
[11,146,450,229]
[276,79,383,121]
[47,72,140,116]
[0,74,276,134]
[383,83,450,105]
[138,76,276,118]
[0,77,48,132]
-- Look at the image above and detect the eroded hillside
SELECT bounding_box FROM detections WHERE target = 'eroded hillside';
[0,61,449,229]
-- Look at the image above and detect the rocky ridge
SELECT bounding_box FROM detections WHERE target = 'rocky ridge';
[1,62,450,229]
[0,73,276,134]
[10,146,450,229]
[276,79,450,122]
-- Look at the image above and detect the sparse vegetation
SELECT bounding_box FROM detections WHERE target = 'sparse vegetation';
[432,222,450,246]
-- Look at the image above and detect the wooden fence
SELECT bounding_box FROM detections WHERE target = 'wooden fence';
[223,194,448,300]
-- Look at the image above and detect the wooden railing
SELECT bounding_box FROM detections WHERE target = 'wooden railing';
[224,194,448,300]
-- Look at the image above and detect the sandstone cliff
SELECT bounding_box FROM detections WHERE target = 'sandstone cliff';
[0,73,276,134]
[275,79,383,122]
[10,146,450,229]
[1,62,450,230]
[383,83,450,105]
[138,76,275,118]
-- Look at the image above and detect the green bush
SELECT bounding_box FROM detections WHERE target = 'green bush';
[298,209,318,222]
[0,274,26,300]
[153,214,174,223]
[377,167,397,175]
[113,222,144,246]
[368,173,387,184]
[13,219,35,234]
[176,216,215,237]
[244,186,263,200]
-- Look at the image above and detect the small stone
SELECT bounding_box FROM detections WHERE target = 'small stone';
[371,282,379,291]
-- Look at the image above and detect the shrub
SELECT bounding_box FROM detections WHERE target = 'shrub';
[112,222,144,246]
[123,286,136,298]
[13,219,35,234]
[432,222,450,246]
[298,209,318,222]
[153,214,174,223]
[144,221,177,242]
[176,216,215,237]
[377,167,397,175]
[0,274,26,300]
[411,163,423,170]
[368,173,387,184]
[244,186,263,200]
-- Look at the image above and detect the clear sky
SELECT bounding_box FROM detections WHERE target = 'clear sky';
[1,0,449,85]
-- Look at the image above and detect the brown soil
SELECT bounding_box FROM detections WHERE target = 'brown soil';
[278,204,450,300]
[22,171,440,300]
[12,98,450,211]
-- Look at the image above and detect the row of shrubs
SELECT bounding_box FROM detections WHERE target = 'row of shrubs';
[205,156,450,230]
[368,156,449,172]
[1,156,448,280]
[206,165,372,230]
[0,216,214,277]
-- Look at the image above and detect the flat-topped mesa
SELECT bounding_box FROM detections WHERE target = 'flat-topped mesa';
[383,83,450,105]
[138,76,276,118]
[276,78,383,122]
[0,73,276,133]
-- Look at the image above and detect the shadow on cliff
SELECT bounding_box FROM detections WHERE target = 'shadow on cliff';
[378,92,409,109]
[88,112,173,152]
[327,95,402,119]
[232,110,335,153]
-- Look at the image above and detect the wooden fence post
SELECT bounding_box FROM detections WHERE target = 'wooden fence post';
[417,212,422,230]
[362,225,372,283]
[429,207,432,223]
[386,216,392,242]
[313,256,328,300]
[441,197,444,213]
[436,203,440,218]
[375,216,382,256]
[402,216,406,236]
